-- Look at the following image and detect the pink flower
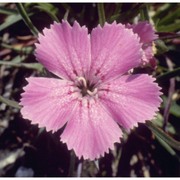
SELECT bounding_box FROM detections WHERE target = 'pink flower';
[126,21,158,68]
[20,21,162,160]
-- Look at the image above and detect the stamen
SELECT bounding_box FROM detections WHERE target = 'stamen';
[87,88,98,96]
[77,76,87,88]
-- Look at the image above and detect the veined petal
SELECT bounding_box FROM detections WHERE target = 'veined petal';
[126,22,158,66]
[61,98,122,160]
[20,77,79,132]
[35,21,91,81]
[98,74,162,129]
[90,22,142,82]
[142,43,154,64]
[126,21,158,43]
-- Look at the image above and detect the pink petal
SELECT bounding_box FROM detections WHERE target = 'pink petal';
[98,74,162,129]
[142,43,154,64]
[20,77,79,132]
[126,21,158,43]
[35,21,91,81]
[90,22,142,82]
[126,22,158,66]
[60,98,122,160]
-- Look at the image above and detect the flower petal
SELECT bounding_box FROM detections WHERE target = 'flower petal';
[35,21,91,81]
[126,21,158,43]
[126,22,158,66]
[90,22,142,82]
[61,98,122,160]
[98,74,162,129]
[20,77,79,132]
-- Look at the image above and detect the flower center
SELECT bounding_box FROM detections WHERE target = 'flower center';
[77,77,97,97]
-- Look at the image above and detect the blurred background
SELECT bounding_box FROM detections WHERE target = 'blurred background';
[0,3,180,177]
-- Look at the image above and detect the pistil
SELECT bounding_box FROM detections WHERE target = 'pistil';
[77,76,97,97]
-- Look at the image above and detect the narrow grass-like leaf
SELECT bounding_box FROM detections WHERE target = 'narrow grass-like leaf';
[140,4,149,21]
[0,6,18,15]
[114,3,122,15]
[156,67,180,81]
[152,113,176,135]
[97,3,106,26]
[157,20,180,32]
[0,95,20,109]
[162,96,180,118]
[1,43,34,54]
[16,3,39,36]
[156,136,177,156]
[146,121,180,151]
[63,8,70,20]
[153,4,174,20]
[0,61,43,71]
[34,3,59,22]
[111,4,144,23]
[11,55,27,63]
[158,6,180,26]
[0,14,23,31]
[155,39,169,55]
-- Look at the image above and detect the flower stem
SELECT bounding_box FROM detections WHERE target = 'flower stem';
[156,67,180,81]
[16,3,39,36]
[97,3,106,27]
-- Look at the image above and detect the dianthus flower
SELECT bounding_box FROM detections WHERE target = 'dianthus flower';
[20,21,162,160]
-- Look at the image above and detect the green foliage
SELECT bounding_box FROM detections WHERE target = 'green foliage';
[34,3,59,22]
[16,3,39,36]
[146,121,180,151]
[97,3,106,26]
[0,95,20,109]
[153,3,180,32]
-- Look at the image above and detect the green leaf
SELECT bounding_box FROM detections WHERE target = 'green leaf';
[11,55,27,63]
[34,3,59,22]
[170,101,180,118]
[0,6,18,15]
[63,8,70,20]
[146,121,180,151]
[156,135,177,156]
[162,96,180,118]
[1,43,34,55]
[97,3,106,26]
[140,4,149,21]
[157,20,180,32]
[115,4,145,23]
[155,39,169,55]
[153,4,175,21]
[152,113,176,135]
[0,14,22,31]
[16,3,39,36]
[156,67,180,82]
[0,60,43,71]
[158,6,180,26]
[0,95,20,109]
[0,12,34,32]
